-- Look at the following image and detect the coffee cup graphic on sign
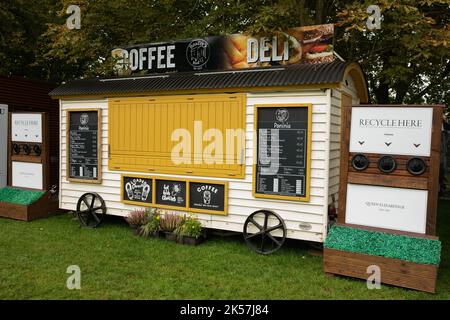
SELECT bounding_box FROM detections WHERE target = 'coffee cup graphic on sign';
[203,190,212,205]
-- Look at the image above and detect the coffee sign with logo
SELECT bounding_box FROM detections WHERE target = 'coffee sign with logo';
[189,181,227,214]
[254,105,311,201]
[122,175,153,206]
[67,109,101,183]
[112,24,334,75]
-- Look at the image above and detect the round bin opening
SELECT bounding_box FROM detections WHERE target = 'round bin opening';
[378,156,396,173]
[33,145,42,156]
[12,143,20,155]
[351,154,369,171]
[22,144,31,155]
[407,158,426,176]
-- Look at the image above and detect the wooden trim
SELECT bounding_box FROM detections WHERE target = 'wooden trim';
[66,108,102,184]
[347,172,429,190]
[426,105,444,235]
[337,93,352,223]
[252,103,312,202]
[324,248,437,293]
[51,83,341,100]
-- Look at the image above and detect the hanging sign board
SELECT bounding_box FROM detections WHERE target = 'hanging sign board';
[253,105,311,201]
[11,113,42,143]
[349,107,433,157]
[121,175,153,206]
[67,109,101,183]
[12,161,43,190]
[112,24,334,75]
[189,180,227,215]
[155,178,187,208]
[345,184,428,234]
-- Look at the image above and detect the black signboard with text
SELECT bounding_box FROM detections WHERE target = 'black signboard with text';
[255,106,310,200]
[189,181,226,213]
[68,110,100,182]
[122,176,153,205]
[155,179,187,208]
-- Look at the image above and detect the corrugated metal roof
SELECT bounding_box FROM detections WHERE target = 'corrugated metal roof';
[49,60,352,97]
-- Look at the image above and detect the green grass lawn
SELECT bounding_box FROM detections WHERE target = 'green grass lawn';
[0,201,449,300]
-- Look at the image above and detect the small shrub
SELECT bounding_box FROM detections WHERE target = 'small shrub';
[175,214,203,239]
[139,211,161,237]
[159,212,184,233]
[125,209,148,228]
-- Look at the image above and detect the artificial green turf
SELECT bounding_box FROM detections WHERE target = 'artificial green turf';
[0,201,449,299]
[324,225,441,265]
[0,187,45,205]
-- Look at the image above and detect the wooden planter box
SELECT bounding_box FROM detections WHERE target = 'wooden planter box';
[0,191,58,222]
[323,248,438,293]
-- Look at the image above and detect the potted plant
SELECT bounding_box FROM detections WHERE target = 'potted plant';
[175,214,205,245]
[159,211,184,241]
[139,210,161,238]
[124,209,148,235]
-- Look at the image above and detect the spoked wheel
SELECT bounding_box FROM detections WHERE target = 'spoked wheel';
[76,193,106,228]
[243,210,287,255]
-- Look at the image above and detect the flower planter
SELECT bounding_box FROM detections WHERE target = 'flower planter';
[181,235,205,246]
[323,248,438,293]
[131,226,141,236]
[164,231,177,242]
[150,230,162,238]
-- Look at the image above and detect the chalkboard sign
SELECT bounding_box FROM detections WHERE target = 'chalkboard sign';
[155,179,187,208]
[67,109,101,183]
[121,175,153,206]
[254,105,311,201]
[189,180,227,214]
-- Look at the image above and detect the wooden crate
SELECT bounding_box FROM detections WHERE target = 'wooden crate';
[323,248,438,293]
[0,191,58,221]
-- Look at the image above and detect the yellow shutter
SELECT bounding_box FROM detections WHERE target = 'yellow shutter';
[109,94,246,178]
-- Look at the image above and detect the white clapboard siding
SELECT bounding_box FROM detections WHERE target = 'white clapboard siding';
[60,90,337,243]
[328,86,361,211]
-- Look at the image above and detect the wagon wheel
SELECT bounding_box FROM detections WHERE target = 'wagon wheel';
[243,210,286,255]
[76,193,106,228]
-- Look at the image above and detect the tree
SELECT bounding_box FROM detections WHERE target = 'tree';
[0,0,58,79]
[337,0,450,109]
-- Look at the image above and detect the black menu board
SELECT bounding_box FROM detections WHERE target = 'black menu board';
[155,179,187,208]
[122,175,153,205]
[255,106,310,200]
[189,181,226,214]
[68,110,101,182]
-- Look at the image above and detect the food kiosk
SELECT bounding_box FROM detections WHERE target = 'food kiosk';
[50,24,369,253]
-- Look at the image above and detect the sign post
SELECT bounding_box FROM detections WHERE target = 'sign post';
[0,105,7,188]
[9,112,49,190]
[338,105,444,236]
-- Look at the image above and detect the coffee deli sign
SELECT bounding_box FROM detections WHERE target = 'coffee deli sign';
[112,24,334,74]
